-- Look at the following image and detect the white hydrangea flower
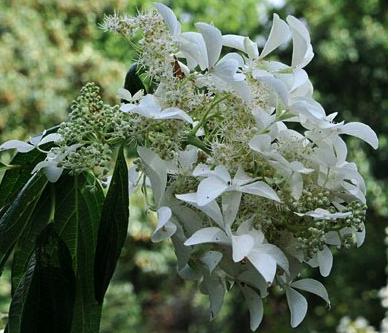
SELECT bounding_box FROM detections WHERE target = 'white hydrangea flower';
[6,4,376,331]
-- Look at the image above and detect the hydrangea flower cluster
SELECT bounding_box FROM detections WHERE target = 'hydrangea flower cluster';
[1,3,378,330]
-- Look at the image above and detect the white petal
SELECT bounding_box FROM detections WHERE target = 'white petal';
[201,274,225,319]
[237,219,255,235]
[240,181,280,202]
[291,278,330,305]
[178,145,198,172]
[287,15,314,68]
[128,165,139,194]
[38,133,63,146]
[137,147,167,206]
[184,227,230,246]
[255,75,289,106]
[232,234,254,262]
[200,251,223,273]
[139,94,161,112]
[159,107,193,123]
[229,80,252,102]
[117,88,133,101]
[244,37,259,59]
[249,134,272,154]
[356,224,366,247]
[193,163,212,177]
[289,161,313,174]
[151,207,177,242]
[289,97,326,120]
[340,122,379,149]
[325,231,341,247]
[255,244,289,273]
[195,22,222,68]
[214,53,245,82]
[154,3,181,35]
[179,32,209,70]
[247,251,277,283]
[260,13,291,58]
[175,193,224,228]
[334,136,348,164]
[44,162,63,183]
[232,167,253,186]
[197,177,228,206]
[241,285,264,331]
[0,140,34,153]
[222,34,246,52]
[29,132,45,146]
[213,165,232,183]
[120,103,136,113]
[317,246,333,277]
[222,191,242,229]
[237,270,268,297]
[290,172,303,200]
[286,286,308,328]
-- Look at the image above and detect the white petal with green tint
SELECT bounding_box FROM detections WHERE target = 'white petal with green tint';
[260,13,291,58]
[200,251,223,273]
[240,181,280,202]
[184,227,230,246]
[0,140,34,153]
[317,246,333,277]
[287,15,314,68]
[151,206,177,242]
[286,286,308,327]
[247,251,277,283]
[137,147,167,206]
[232,234,254,262]
[241,285,264,331]
[341,122,379,149]
[195,22,222,68]
[154,3,181,35]
[291,278,330,305]
[197,176,228,206]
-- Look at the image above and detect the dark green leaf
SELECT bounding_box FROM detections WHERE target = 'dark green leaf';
[0,150,45,209]
[122,64,146,101]
[0,173,47,275]
[7,224,75,333]
[94,147,129,304]
[53,174,104,333]
[11,186,53,293]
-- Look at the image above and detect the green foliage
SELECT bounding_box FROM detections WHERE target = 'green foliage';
[0,0,128,142]
[0,173,48,275]
[8,224,75,333]
[94,147,129,303]
[0,127,130,332]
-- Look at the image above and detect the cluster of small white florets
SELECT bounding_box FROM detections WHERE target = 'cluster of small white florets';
[0,3,378,330]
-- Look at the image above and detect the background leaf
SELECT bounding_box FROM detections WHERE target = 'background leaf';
[11,186,53,294]
[0,173,47,276]
[94,147,129,304]
[7,224,75,333]
[53,174,104,333]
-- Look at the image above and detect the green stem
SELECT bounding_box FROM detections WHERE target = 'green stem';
[190,94,229,136]
[185,135,210,154]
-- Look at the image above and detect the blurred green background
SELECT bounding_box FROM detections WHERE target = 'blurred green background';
[0,0,387,332]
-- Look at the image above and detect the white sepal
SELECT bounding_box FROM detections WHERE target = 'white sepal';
[260,13,291,58]
[290,278,330,305]
[151,206,177,242]
[286,286,308,328]
[184,227,230,246]
[241,285,264,331]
